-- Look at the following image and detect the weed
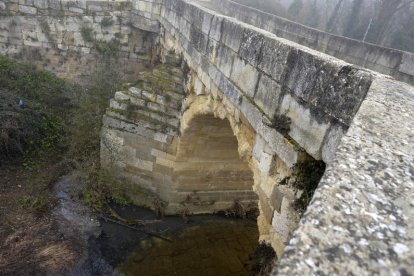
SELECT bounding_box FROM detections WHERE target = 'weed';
[19,195,50,213]
[80,166,132,210]
[289,159,325,214]
[152,197,167,218]
[94,39,120,57]
[164,93,171,103]
[249,241,277,276]
[114,32,123,39]
[179,205,191,223]
[80,25,94,43]
[271,114,291,135]
[225,200,259,220]
[100,17,114,27]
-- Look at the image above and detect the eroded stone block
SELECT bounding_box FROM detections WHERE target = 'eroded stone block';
[255,74,281,119]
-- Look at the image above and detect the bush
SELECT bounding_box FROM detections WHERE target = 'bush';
[68,59,122,162]
[0,56,74,162]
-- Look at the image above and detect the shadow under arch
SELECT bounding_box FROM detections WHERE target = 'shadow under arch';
[172,95,258,214]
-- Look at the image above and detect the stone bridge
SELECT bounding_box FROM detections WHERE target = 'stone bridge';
[2,0,413,274]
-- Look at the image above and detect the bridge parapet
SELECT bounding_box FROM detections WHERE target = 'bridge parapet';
[208,0,414,86]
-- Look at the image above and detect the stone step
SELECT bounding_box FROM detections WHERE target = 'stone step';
[105,110,179,134]
[136,74,184,94]
[114,90,181,118]
[126,83,184,106]
[108,104,180,129]
[151,68,183,83]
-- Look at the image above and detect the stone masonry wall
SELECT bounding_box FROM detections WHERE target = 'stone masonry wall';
[0,0,160,81]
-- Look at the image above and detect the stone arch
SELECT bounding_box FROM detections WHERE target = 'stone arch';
[171,94,258,213]
[175,91,301,257]
[101,61,326,258]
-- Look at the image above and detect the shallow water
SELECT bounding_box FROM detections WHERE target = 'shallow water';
[117,220,259,276]
[54,177,260,275]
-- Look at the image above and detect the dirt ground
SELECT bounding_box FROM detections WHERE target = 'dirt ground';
[0,163,80,275]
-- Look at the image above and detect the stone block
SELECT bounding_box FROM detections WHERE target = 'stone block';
[33,0,47,9]
[279,94,330,159]
[215,44,234,78]
[205,38,219,64]
[282,49,372,124]
[220,18,244,53]
[239,29,263,67]
[240,96,263,130]
[258,123,300,168]
[218,74,243,107]
[189,25,207,54]
[257,186,273,224]
[87,4,103,12]
[258,151,274,176]
[281,49,326,102]
[69,7,84,14]
[130,157,154,172]
[399,52,414,76]
[19,5,37,14]
[255,74,282,119]
[258,36,290,83]
[201,11,213,35]
[308,65,373,125]
[321,123,347,164]
[270,186,284,213]
[230,57,259,97]
[271,198,292,243]
[209,15,222,42]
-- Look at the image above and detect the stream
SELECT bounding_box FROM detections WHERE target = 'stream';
[53,176,261,275]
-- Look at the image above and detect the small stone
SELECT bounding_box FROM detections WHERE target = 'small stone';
[393,243,409,256]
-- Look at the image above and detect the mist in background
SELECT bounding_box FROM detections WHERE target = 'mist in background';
[233,0,414,53]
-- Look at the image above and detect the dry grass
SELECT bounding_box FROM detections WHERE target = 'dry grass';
[0,212,79,275]
[0,162,80,275]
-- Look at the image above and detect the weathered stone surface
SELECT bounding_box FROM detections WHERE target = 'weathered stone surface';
[258,36,290,83]
[254,74,281,119]
[230,57,259,97]
[275,77,414,274]
[19,5,37,14]
[220,18,244,53]
[239,29,263,67]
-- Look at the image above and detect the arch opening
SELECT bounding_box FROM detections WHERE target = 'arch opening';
[173,114,258,213]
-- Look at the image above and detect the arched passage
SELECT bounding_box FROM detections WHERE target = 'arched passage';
[173,113,257,213]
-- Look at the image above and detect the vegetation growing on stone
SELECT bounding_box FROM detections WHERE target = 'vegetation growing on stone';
[289,159,326,214]
[100,17,114,27]
[271,114,291,136]
[249,241,277,276]
[80,25,94,43]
